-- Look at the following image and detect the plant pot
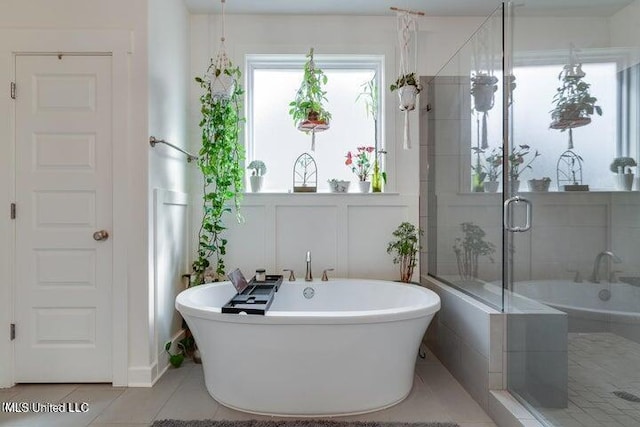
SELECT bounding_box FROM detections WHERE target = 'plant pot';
[249,175,263,193]
[528,179,551,192]
[169,354,184,368]
[508,180,520,194]
[616,173,634,191]
[471,75,498,112]
[297,111,330,132]
[483,181,499,193]
[328,180,350,193]
[398,85,419,111]
[357,181,370,193]
[210,72,235,100]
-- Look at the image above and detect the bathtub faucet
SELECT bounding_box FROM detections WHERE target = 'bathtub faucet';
[590,251,622,283]
[305,251,313,281]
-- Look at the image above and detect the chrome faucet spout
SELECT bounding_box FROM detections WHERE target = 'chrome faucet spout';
[590,251,622,283]
[305,251,313,281]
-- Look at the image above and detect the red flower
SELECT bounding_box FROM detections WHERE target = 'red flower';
[345,151,353,166]
[365,146,375,153]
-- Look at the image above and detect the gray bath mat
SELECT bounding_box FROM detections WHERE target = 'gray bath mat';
[152,421,459,427]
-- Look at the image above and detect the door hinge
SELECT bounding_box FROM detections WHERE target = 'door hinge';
[10,203,16,219]
[10,82,16,99]
[10,323,15,341]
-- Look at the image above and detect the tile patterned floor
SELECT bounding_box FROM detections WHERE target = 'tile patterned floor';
[0,347,496,427]
[535,333,640,427]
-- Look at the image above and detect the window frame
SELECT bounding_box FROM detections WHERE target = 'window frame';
[245,54,385,191]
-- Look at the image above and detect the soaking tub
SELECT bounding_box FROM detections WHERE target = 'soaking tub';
[513,280,640,343]
[175,278,440,416]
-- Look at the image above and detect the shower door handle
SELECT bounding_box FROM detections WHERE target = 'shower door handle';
[503,196,532,232]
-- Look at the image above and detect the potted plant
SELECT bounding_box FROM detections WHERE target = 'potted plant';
[550,63,602,149]
[165,341,185,368]
[507,144,541,193]
[289,48,331,150]
[247,160,266,193]
[610,157,637,191]
[193,61,245,284]
[482,147,502,193]
[390,72,422,111]
[387,222,422,283]
[452,222,496,281]
[327,179,350,193]
[528,177,552,192]
[471,73,499,113]
[356,75,386,192]
[345,146,375,193]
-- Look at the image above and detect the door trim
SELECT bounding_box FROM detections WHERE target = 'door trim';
[0,29,133,387]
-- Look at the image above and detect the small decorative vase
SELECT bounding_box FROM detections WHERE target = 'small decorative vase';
[509,180,520,194]
[472,173,485,192]
[616,173,634,191]
[398,85,419,111]
[371,162,383,192]
[483,181,499,193]
[358,181,371,193]
[249,175,263,193]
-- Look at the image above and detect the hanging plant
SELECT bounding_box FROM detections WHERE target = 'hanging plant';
[192,60,245,284]
[289,48,331,150]
[390,72,422,112]
[550,63,602,131]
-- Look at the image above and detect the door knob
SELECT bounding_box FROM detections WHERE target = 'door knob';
[93,230,109,241]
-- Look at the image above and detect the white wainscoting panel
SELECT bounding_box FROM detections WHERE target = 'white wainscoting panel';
[214,193,419,281]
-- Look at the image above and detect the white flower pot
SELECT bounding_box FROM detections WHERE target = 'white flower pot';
[483,181,499,193]
[357,181,370,193]
[616,173,634,191]
[249,175,264,193]
[398,85,418,111]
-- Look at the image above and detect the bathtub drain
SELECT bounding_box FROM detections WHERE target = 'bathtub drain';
[613,391,640,402]
[303,287,315,299]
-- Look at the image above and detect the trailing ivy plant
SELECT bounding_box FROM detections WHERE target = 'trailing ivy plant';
[193,62,245,284]
[289,48,332,126]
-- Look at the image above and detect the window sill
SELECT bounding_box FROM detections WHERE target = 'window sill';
[243,192,401,196]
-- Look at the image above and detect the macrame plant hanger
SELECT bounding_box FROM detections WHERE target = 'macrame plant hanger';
[471,22,498,151]
[392,6,424,150]
[210,0,235,100]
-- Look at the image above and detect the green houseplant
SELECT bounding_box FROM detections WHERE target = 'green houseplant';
[453,222,496,281]
[247,160,266,193]
[387,222,422,283]
[193,60,245,284]
[289,48,331,129]
[550,64,602,132]
[164,341,185,368]
[610,156,637,191]
[390,72,422,112]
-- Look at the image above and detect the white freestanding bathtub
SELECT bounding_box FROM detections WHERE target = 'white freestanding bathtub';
[175,279,440,416]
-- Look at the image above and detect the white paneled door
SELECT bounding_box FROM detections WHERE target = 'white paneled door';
[14,55,113,382]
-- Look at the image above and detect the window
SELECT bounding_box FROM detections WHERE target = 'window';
[473,61,618,190]
[246,55,383,192]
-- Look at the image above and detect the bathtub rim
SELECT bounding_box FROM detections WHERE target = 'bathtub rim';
[176,278,441,325]
[514,279,640,319]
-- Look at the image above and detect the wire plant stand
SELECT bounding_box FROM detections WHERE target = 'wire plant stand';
[556,150,588,191]
[293,153,317,192]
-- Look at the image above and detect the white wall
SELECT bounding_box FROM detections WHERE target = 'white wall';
[148,0,191,383]
[610,0,640,48]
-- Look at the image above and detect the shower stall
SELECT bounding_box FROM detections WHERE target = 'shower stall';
[421,2,640,426]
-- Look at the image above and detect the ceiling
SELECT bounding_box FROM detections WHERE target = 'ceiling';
[183,0,635,17]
